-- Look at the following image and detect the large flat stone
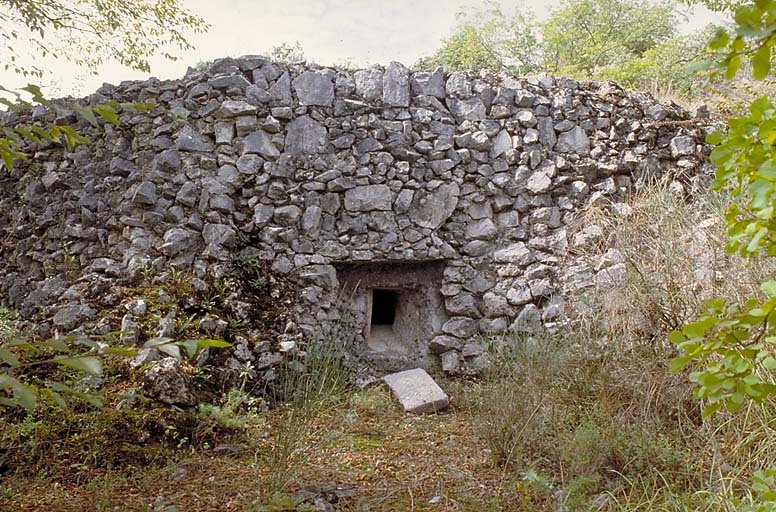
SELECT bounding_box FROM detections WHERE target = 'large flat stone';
[383,368,449,414]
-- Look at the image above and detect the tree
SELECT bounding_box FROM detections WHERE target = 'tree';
[0,0,207,169]
[669,0,776,507]
[414,1,540,74]
[542,0,679,77]
[1,0,207,77]
[605,27,720,98]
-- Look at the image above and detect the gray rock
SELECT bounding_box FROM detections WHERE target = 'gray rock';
[176,126,213,152]
[442,317,477,338]
[125,299,147,316]
[516,110,538,127]
[412,67,446,98]
[445,72,471,97]
[301,205,322,234]
[465,218,497,240]
[555,126,590,154]
[446,294,480,317]
[481,292,512,318]
[446,97,486,122]
[285,116,327,155]
[344,185,392,211]
[494,242,535,266]
[215,121,235,144]
[236,154,262,174]
[274,205,302,225]
[440,350,461,373]
[243,130,280,158]
[176,182,198,207]
[491,129,512,158]
[510,304,543,332]
[526,172,552,194]
[143,357,197,406]
[52,304,96,331]
[670,135,696,157]
[155,149,182,171]
[429,335,463,355]
[354,68,383,101]
[216,100,258,118]
[383,368,449,414]
[293,71,334,106]
[120,313,140,344]
[208,74,250,90]
[160,227,199,256]
[133,181,157,205]
[537,117,557,148]
[382,62,410,107]
[408,183,459,229]
[269,72,293,105]
[203,223,236,246]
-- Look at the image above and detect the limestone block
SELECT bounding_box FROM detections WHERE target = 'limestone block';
[344,185,392,212]
[285,116,327,155]
[383,368,449,414]
[555,126,590,154]
[293,71,334,106]
[354,68,383,100]
[382,62,410,107]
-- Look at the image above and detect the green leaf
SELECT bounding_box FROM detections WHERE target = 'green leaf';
[93,104,119,126]
[702,401,722,419]
[0,375,38,412]
[669,356,690,374]
[684,316,719,338]
[709,28,730,50]
[195,339,231,349]
[20,83,49,105]
[54,356,102,375]
[763,356,776,370]
[727,54,742,80]
[43,338,72,353]
[0,347,19,366]
[762,281,776,297]
[157,343,181,359]
[668,330,686,345]
[104,346,137,357]
[753,44,772,80]
[705,130,724,145]
[143,337,175,348]
[73,105,99,127]
[180,339,198,358]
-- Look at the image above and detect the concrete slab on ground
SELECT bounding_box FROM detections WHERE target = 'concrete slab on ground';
[382,368,449,414]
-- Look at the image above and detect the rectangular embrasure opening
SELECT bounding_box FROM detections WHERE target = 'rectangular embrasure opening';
[371,289,398,326]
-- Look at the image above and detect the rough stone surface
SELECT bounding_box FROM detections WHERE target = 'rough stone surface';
[383,368,449,414]
[0,59,711,382]
[285,116,327,155]
[383,62,410,107]
[293,71,334,107]
[142,358,197,406]
[344,185,392,212]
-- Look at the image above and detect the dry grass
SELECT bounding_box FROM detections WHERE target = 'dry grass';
[0,386,521,511]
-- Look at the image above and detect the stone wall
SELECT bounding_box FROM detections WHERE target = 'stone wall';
[0,57,711,377]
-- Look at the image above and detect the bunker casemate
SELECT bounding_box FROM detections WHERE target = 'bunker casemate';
[0,57,711,391]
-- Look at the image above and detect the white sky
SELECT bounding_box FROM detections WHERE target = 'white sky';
[1,0,729,98]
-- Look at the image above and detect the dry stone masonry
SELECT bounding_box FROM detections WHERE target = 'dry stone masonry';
[0,57,711,381]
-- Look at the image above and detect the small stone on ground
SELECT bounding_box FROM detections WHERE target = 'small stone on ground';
[383,368,449,414]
